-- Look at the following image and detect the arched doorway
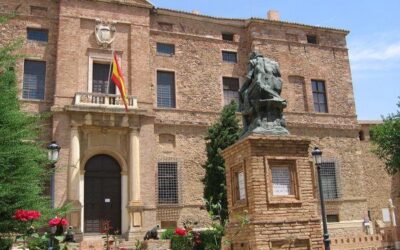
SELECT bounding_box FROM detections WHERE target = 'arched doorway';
[84,154,121,233]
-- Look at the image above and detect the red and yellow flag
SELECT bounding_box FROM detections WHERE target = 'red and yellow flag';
[111,52,128,111]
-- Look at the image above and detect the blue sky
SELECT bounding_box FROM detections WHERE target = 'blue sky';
[151,0,400,120]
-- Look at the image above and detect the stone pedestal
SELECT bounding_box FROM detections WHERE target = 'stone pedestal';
[221,135,323,249]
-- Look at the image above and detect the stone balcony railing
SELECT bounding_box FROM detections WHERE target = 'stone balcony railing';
[74,92,138,109]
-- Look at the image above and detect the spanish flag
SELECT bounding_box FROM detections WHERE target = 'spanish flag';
[111,52,128,111]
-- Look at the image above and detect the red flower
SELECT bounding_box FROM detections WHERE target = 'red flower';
[175,228,187,236]
[13,210,41,221]
[48,217,68,227]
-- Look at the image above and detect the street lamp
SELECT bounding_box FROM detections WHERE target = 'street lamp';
[312,146,330,250]
[47,141,61,209]
[47,141,61,163]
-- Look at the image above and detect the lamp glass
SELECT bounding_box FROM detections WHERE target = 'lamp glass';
[312,147,323,165]
[47,141,60,162]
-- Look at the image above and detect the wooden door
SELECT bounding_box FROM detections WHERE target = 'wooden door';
[84,155,121,233]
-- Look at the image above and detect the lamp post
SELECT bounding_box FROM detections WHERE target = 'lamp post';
[47,141,61,250]
[312,146,330,250]
[47,141,61,208]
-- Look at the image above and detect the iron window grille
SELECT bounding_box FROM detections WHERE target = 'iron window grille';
[271,166,292,196]
[312,80,328,113]
[157,43,175,56]
[27,28,48,42]
[222,77,240,107]
[23,60,46,100]
[222,51,237,63]
[320,160,340,200]
[157,71,176,108]
[157,162,179,205]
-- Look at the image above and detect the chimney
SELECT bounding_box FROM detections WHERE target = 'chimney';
[192,10,200,15]
[267,10,280,21]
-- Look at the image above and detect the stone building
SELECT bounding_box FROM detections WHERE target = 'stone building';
[0,0,395,244]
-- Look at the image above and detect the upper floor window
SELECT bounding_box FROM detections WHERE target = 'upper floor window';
[23,60,46,100]
[92,63,115,94]
[312,80,328,113]
[222,33,234,41]
[222,51,237,63]
[223,77,239,107]
[157,43,175,56]
[157,71,176,108]
[158,162,178,204]
[307,34,317,44]
[27,28,48,42]
[320,161,339,200]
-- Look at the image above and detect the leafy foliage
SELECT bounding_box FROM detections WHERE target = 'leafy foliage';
[203,101,240,224]
[371,98,400,175]
[0,14,53,234]
[160,228,175,239]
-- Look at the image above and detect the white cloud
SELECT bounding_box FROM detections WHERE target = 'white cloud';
[349,33,400,72]
[350,42,400,61]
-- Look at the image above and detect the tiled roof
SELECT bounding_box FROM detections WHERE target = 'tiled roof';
[155,7,349,33]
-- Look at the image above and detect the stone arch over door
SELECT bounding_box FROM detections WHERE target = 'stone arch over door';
[84,154,121,233]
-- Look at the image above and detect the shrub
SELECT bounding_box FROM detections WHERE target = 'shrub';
[194,230,222,250]
[160,228,174,240]
[170,235,191,250]
[0,238,13,250]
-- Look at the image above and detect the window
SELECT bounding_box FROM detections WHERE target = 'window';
[320,161,339,200]
[307,34,317,44]
[222,51,237,63]
[157,71,176,108]
[312,80,328,113]
[223,77,239,106]
[157,43,175,56]
[27,28,48,42]
[92,63,115,94]
[158,162,178,204]
[233,170,246,201]
[327,214,339,223]
[271,167,292,196]
[23,60,46,100]
[222,33,234,41]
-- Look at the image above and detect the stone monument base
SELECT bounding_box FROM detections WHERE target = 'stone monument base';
[221,135,323,249]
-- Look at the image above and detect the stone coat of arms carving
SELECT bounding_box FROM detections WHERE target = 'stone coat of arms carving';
[95,19,116,48]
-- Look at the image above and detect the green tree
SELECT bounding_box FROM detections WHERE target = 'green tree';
[203,101,240,224]
[0,14,52,235]
[371,98,400,175]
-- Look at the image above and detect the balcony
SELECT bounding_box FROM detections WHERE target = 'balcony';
[74,92,138,109]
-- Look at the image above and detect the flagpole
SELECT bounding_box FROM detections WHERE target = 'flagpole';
[107,48,114,94]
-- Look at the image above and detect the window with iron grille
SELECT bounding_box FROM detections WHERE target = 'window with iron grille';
[157,71,176,108]
[23,60,46,100]
[327,214,339,223]
[312,80,328,113]
[158,162,178,204]
[271,166,292,196]
[27,28,48,42]
[320,161,339,199]
[157,43,175,56]
[222,51,237,63]
[223,77,239,107]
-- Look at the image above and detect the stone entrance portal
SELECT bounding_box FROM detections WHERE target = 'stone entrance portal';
[84,154,121,233]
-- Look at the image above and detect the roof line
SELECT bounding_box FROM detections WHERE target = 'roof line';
[155,7,349,34]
